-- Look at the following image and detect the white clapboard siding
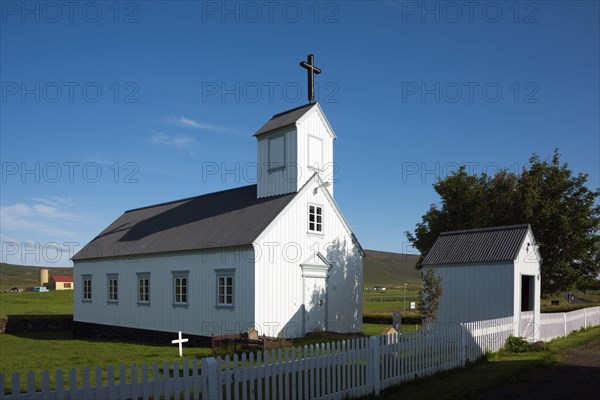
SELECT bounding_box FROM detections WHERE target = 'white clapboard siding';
[3,307,599,400]
[256,127,299,198]
[254,173,363,338]
[74,248,256,337]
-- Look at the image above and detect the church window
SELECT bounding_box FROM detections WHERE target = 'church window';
[173,271,189,305]
[268,134,285,170]
[82,275,92,301]
[308,205,323,233]
[216,269,235,307]
[107,274,118,303]
[137,273,150,304]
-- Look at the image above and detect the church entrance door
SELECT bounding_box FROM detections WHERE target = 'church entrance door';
[303,275,327,333]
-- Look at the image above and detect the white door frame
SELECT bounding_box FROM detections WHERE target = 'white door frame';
[300,263,330,335]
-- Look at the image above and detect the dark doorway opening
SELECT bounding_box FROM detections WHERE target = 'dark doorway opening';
[521,275,535,312]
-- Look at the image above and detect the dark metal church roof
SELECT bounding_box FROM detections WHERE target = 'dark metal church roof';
[72,185,296,261]
[254,102,316,136]
[422,224,531,266]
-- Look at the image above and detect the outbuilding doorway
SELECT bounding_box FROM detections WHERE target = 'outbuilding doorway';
[521,275,535,312]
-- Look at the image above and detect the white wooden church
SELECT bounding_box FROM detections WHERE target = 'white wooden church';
[72,60,364,340]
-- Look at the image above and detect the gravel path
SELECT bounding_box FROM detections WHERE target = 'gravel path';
[478,339,600,399]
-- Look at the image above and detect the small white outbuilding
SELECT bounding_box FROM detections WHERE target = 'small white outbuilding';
[422,224,541,340]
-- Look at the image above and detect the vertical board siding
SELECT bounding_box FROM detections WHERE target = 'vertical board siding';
[257,128,298,198]
[74,248,255,336]
[255,174,362,338]
[4,308,597,400]
[431,262,514,325]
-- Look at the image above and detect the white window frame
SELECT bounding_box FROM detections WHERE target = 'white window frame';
[82,275,92,302]
[107,274,119,303]
[172,271,189,306]
[216,269,235,308]
[137,272,150,304]
[308,204,323,233]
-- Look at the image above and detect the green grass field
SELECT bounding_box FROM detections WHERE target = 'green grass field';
[0,330,213,391]
[363,288,421,314]
[0,290,73,315]
[363,250,421,288]
[540,292,600,313]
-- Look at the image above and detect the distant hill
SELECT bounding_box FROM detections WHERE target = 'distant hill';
[0,263,73,290]
[363,250,421,288]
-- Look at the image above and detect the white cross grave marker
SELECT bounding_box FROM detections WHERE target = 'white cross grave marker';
[171,331,189,357]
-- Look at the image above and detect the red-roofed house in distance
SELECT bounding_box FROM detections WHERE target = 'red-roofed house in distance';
[49,275,74,291]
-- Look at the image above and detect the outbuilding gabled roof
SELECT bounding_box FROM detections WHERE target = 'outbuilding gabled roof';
[422,224,531,266]
[72,185,297,261]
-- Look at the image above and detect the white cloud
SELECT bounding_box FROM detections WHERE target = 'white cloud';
[169,115,240,134]
[0,200,84,237]
[31,196,73,207]
[178,116,204,129]
[0,234,77,267]
[150,131,195,147]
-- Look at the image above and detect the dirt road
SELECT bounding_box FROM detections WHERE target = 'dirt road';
[479,339,600,399]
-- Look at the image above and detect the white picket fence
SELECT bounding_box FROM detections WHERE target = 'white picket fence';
[2,306,599,400]
[538,306,600,341]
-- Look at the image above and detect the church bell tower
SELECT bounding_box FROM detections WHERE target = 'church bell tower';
[254,55,336,199]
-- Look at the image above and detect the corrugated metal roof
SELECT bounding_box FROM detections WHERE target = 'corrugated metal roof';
[254,102,316,136]
[422,224,530,266]
[72,185,296,261]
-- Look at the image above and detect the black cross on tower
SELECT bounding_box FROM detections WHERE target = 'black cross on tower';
[300,54,321,103]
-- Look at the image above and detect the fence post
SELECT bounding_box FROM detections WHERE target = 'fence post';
[563,312,567,336]
[584,308,587,329]
[202,357,219,399]
[370,336,380,396]
[460,324,467,365]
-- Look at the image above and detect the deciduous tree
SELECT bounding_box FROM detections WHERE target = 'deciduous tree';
[407,150,600,295]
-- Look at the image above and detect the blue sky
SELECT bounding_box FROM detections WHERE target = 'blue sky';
[1,1,598,267]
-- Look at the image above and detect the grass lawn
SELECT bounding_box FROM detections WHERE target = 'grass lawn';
[540,292,600,313]
[362,288,420,301]
[0,290,73,316]
[363,288,421,316]
[371,326,600,400]
[0,330,213,392]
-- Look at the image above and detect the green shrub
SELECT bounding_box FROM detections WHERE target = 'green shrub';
[505,335,532,353]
